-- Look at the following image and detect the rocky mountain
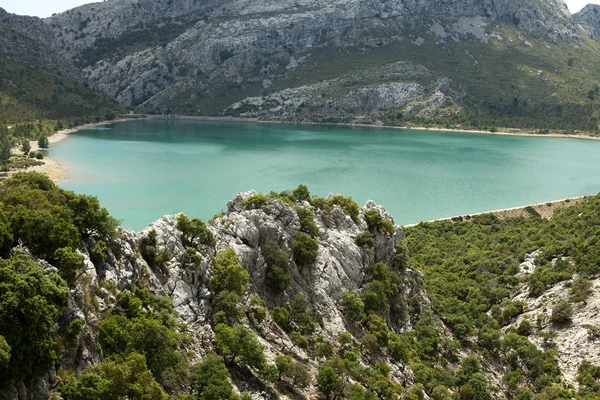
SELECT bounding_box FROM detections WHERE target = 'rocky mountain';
[37,0,600,131]
[575,4,600,39]
[0,8,121,123]
[0,8,79,80]
[7,188,429,399]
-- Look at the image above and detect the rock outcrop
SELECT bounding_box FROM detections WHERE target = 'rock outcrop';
[38,0,584,118]
[8,192,426,399]
[509,273,600,385]
[0,8,80,80]
[575,4,600,40]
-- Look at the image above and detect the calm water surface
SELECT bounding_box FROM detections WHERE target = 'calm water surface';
[50,120,600,231]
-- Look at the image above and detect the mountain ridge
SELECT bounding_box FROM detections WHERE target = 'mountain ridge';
[31,0,600,132]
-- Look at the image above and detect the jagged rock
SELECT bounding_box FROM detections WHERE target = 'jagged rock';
[575,4,600,40]
[8,192,425,399]
[35,0,580,115]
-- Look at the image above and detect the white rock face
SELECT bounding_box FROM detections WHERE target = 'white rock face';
[510,277,600,384]
[12,192,423,400]
[575,4,600,39]
[39,0,579,114]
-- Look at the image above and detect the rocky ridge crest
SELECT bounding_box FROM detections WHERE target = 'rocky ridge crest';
[9,191,426,399]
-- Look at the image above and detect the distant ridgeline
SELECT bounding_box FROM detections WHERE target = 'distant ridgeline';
[0,8,121,124]
[2,173,600,399]
[2,1,600,130]
[30,0,600,132]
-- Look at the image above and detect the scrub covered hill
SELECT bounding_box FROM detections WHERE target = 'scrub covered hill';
[0,8,121,124]
[1,173,600,399]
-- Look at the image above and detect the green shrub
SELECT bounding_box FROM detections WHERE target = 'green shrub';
[276,355,310,388]
[52,247,84,286]
[550,301,573,326]
[292,184,311,203]
[89,240,107,266]
[0,250,68,387]
[271,307,290,330]
[266,264,291,294]
[185,247,202,267]
[317,366,343,400]
[192,355,234,400]
[263,241,291,293]
[569,277,592,303]
[327,195,360,224]
[517,319,533,337]
[67,319,83,340]
[295,206,319,237]
[37,135,49,149]
[259,363,279,383]
[388,333,410,362]
[60,352,168,400]
[98,287,187,385]
[176,214,214,247]
[210,248,248,296]
[289,294,316,335]
[214,323,265,369]
[35,152,43,160]
[497,301,527,326]
[355,232,375,247]
[364,209,395,235]
[0,336,10,370]
[341,289,365,320]
[212,291,243,324]
[292,232,319,267]
[241,194,270,210]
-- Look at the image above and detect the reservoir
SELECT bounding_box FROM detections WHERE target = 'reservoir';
[50,119,600,231]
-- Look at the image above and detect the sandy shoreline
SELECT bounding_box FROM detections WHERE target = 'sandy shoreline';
[22,118,136,182]
[28,115,600,182]
[142,114,600,141]
[403,195,591,228]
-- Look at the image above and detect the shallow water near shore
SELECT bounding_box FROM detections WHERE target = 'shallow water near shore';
[50,119,600,231]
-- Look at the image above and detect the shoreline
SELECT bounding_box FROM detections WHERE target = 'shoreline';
[142,114,600,141]
[31,114,600,182]
[25,118,137,182]
[403,195,591,228]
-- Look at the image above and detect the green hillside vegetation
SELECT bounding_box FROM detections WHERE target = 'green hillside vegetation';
[266,25,600,132]
[1,174,600,398]
[0,55,122,124]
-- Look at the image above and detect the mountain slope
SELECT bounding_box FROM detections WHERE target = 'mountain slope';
[0,8,121,123]
[40,0,600,131]
[575,4,600,40]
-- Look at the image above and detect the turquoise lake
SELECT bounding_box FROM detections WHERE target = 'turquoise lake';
[50,119,600,231]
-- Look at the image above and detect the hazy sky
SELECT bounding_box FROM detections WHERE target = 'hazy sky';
[0,0,598,18]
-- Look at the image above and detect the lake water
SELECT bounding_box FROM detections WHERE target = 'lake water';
[50,119,600,231]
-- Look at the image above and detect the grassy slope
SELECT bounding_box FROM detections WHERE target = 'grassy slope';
[0,56,122,124]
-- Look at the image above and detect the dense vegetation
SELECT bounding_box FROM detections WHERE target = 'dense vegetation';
[405,196,600,399]
[0,173,117,390]
[1,175,600,399]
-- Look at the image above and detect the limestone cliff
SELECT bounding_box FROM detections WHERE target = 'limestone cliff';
[575,4,600,40]
[39,0,597,125]
[0,8,80,80]
[8,192,426,399]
